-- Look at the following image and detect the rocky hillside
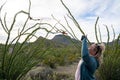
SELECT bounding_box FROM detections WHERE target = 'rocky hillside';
[52,34,80,45]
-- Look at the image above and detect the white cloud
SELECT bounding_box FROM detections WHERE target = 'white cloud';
[0,0,120,43]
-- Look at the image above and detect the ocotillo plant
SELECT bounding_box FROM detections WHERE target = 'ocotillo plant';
[0,0,58,80]
[97,34,120,80]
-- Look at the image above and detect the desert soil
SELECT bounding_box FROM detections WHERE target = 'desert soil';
[53,62,78,77]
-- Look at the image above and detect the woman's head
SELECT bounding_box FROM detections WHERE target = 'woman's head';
[89,43,105,57]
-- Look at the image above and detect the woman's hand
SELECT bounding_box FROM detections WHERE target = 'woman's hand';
[81,35,87,41]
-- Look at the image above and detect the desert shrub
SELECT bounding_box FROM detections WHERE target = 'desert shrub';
[30,67,53,80]
[41,46,79,68]
[96,35,120,80]
[0,1,55,79]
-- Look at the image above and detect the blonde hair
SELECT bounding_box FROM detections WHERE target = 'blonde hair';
[100,43,106,54]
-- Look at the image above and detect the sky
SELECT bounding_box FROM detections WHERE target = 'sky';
[0,0,120,43]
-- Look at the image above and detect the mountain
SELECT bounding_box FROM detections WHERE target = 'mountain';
[52,34,80,45]
[34,35,70,48]
[31,35,120,48]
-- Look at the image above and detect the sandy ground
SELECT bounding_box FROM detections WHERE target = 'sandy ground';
[28,62,79,80]
[53,62,78,77]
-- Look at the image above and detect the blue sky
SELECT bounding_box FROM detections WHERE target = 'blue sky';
[0,0,120,43]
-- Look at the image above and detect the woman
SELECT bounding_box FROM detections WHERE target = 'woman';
[75,35,105,80]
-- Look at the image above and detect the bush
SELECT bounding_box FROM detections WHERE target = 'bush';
[96,35,120,80]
